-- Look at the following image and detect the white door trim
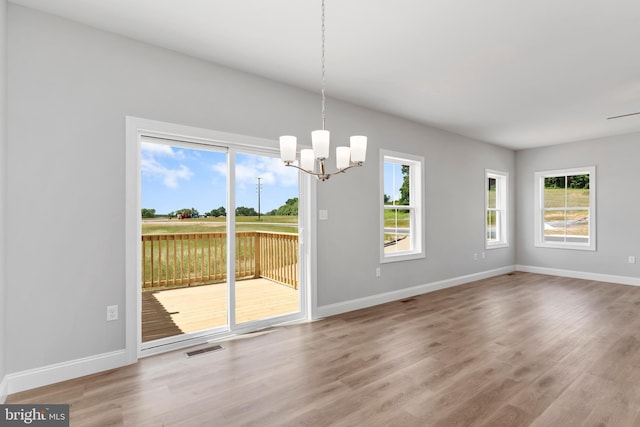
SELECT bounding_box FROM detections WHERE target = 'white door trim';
[125,116,316,362]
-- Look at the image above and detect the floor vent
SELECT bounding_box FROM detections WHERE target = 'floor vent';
[185,345,223,358]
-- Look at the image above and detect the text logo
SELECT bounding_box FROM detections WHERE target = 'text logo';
[0,405,69,426]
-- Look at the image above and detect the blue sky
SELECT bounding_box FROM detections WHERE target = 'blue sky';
[141,142,299,215]
[384,162,403,200]
[384,162,404,203]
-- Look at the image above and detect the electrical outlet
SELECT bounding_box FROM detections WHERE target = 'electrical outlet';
[375,267,381,277]
[106,305,118,321]
[473,253,478,260]
[481,252,486,259]
[629,256,636,264]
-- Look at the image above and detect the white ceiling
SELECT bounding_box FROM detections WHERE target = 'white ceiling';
[9,0,640,150]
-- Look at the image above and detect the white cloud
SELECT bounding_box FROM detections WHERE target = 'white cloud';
[141,143,192,188]
[211,155,298,188]
[261,157,298,187]
[211,162,227,177]
[141,142,185,159]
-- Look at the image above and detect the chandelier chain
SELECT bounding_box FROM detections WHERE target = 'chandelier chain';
[321,0,326,130]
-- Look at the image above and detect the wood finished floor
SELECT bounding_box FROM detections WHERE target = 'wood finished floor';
[9,272,640,426]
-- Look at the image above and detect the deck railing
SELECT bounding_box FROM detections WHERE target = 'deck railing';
[141,231,298,290]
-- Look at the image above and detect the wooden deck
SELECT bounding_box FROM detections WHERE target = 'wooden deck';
[142,278,299,342]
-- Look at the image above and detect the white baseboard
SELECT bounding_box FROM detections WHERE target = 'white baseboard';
[0,375,8,403]
[516,265,640,286]
[7,350,131,396]
[316,266,515,318]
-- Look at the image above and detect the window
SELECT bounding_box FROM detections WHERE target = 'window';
[534,166,596,250]
[380,150,424,263]
[486,170,508,248]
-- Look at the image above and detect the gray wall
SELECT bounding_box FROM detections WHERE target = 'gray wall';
[1,0,7,392]
[516,132,640,278]
[6,5,514,374]
[317,121,515,305]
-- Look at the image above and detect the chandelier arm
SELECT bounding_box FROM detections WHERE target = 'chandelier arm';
[284,161,364,181]
[332,162,364,174]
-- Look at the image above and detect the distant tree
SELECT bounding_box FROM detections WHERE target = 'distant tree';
[141,208,156,218]
[278,198,298,215]
[236,206,258,216]
[207,206,226,217]
[544,177,565,189]
[266,198,298,216]
[398,165,410,205]
[384,194,391,204]
[544,174,589,189]
[569,174,589,189]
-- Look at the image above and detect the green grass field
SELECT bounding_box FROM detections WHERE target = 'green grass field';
[544,188,590,208]
[384,209,410,228]
[142,216,298,235]
[542,188,590,236]
[145,211,414,239]
[383,209,410,244]
[543,187,590,224]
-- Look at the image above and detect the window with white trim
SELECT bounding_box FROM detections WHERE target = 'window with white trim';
[486,170,508,248]
[534,166,596,250]
[380,150,424,263]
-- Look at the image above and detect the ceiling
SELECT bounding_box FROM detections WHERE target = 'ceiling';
[9,0,640,150]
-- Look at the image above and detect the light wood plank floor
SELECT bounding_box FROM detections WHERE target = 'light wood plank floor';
[9,272,640,426]
[142,279,299,342]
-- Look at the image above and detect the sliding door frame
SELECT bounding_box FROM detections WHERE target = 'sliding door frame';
[125,116,316,361]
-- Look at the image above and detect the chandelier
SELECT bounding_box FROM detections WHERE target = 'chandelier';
[279,0,367,181]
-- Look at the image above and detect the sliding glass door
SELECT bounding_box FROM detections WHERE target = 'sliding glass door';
[139,136,302,351]
[233,151,300,325]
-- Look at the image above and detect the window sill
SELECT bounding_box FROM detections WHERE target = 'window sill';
[381,251,425,264]
[534,242,596,251]
[486,242,509,250]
